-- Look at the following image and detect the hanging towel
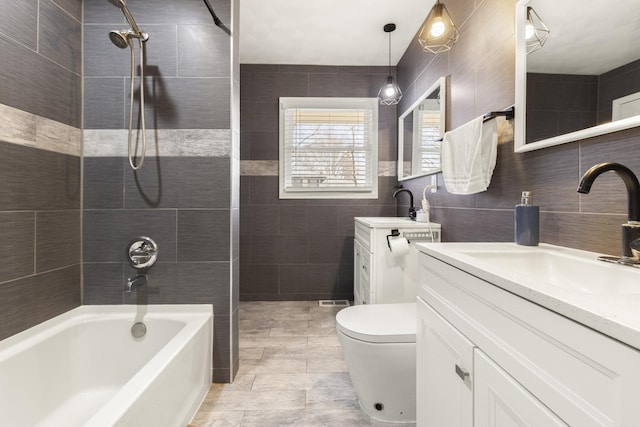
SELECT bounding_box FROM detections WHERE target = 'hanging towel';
[441,116,498,195]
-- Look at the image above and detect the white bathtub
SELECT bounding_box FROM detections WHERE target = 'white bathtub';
[0,304,213,427]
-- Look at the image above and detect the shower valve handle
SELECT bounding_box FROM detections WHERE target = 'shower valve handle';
[127,237,158,270]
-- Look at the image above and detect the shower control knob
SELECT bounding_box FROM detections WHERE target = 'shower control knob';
[127,236,158,270]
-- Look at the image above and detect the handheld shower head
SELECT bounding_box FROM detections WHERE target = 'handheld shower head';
[109,30,132,49]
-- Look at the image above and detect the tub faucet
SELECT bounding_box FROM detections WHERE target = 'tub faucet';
[577,162,640,261]
[393,188,416,220]
[126,274,147,293]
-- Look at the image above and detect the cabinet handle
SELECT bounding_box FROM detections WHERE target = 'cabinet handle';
[455,364,469,381]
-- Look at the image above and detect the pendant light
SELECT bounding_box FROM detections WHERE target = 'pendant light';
[417,0,459,54]
[378,23,403,106]
[525,7,549,54]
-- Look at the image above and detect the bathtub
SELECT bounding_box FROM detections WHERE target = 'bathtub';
[0,304,213,427]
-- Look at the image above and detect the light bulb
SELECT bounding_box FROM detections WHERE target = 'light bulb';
[385,85,396,97]
[525,23,535,40]
[430,18,445,37]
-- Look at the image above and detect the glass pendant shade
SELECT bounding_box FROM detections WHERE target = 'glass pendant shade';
[378,75,403,105]
[417,1,459,54]
[525,7,549,54]
[378,23,402,105]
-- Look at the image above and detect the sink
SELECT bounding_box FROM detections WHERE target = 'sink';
[416,242,640,296]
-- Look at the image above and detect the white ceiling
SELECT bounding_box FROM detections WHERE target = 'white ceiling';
[239,0,436,66]
[526,0,640,75]
[239,0,640,75]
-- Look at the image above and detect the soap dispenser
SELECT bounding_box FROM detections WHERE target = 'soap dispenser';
[515,191,539,246]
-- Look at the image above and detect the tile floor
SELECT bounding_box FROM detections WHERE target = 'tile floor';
[191,301,416,427]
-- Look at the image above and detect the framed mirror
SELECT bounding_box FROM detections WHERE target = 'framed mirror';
[514,0,640,153]
[398,77,447,180]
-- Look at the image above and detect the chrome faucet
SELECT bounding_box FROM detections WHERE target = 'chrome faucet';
[126,274,147,293]
[393,188,416,220]
[577,162,640,262]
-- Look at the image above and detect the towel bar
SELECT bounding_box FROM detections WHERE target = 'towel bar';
[482,106,514,122]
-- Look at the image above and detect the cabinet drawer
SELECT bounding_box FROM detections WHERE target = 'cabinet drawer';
[420,253,640,427]
[354,221,371,251]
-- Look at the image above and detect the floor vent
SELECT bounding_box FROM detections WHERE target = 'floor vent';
[318,300,350,307]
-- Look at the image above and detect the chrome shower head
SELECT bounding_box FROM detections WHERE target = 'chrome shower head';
[109,30,131,49]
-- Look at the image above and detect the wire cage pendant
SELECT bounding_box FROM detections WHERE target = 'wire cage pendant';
[417,0,459,54]
[378,23,403,106]
[525,6,549,54]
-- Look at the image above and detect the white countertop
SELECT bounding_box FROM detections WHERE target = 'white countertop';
[416,242,640,351]
[355,217,441,228]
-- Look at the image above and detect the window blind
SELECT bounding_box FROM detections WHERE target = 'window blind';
[279,98,378,198]
[416,110,442,173]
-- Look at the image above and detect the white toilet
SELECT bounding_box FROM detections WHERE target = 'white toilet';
[336,302,416,423]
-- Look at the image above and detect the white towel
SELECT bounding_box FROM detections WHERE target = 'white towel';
[441,116,498,195]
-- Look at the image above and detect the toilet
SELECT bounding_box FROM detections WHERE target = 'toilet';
[336,302,416,423]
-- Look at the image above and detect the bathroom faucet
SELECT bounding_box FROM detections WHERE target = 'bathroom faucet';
[577,162,640,261]
[393,188,416,220]
[126,274,147,293]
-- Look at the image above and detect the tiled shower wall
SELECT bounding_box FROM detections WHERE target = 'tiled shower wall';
[82,0,239,382]
[396,0,640,257]
[0,1,82,340]
[239,65,399,301]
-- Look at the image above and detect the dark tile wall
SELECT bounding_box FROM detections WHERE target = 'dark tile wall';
[83,0,238,383]
[598,58,640,123]
[396,0,640,258]
[0,0,81,128]
[0,1,82,340]
[524,58,640,142]
[240,65,398,301]
[525,73,598,143]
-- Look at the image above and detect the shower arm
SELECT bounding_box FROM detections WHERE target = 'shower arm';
[119,5,143,35]
[202,0,223,26]
[111,2,148,41]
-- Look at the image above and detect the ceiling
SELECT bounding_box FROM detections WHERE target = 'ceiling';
[526,0,640,75]
[239,0,435,66]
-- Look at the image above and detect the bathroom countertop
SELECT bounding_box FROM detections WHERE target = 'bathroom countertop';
[416,242,640,351]
[355,217,441,228]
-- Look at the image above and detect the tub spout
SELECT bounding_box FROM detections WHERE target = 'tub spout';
[126,274,147,293]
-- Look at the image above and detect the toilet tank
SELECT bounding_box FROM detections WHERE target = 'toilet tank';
[354,217,441,304]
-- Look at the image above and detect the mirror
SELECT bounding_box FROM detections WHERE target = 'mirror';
[514,0,640,152]
[398,77,447,180]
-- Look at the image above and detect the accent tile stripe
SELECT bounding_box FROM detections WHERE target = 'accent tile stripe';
[240,160,397,177]
[0,103,81,157]
[83,129,232,157]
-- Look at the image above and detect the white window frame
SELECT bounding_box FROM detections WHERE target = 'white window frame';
[279,97,378,199]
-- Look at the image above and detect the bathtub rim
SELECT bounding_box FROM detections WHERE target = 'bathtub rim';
[0,304,213,360]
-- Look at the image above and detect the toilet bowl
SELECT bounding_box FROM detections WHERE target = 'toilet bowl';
[336,302,416,423]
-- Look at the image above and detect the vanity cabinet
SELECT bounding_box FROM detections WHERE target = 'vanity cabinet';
[418,299,565,427]
[353,218,440,305]
[417,251,640,427]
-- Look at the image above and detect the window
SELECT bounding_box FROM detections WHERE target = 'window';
[279,97,378,199]
[413,102,442,175]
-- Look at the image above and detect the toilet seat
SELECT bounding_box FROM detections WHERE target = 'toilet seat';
[336,303,416,343]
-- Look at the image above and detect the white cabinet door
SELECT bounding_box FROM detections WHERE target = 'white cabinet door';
[417,297,474,427]
[474,350,567,427]
[353,240,363,305]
